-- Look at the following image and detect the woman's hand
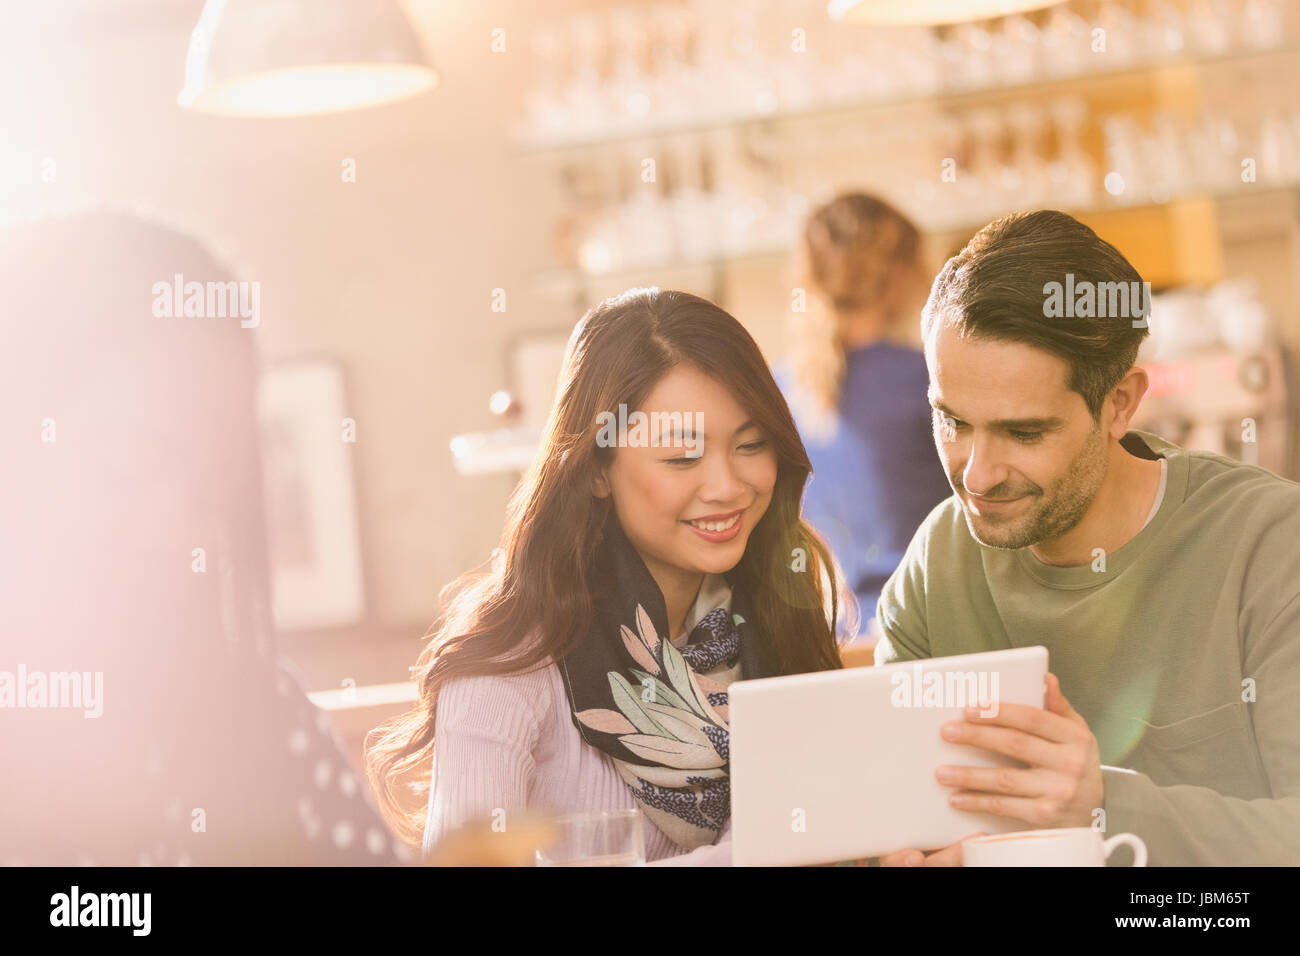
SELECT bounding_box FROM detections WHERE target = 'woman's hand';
[878,832,985,866]
[807,859,870,866]
[805,830,984,866]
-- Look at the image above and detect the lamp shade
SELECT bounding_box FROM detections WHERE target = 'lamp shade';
[828,0,1064,25]
[178,0,437,117]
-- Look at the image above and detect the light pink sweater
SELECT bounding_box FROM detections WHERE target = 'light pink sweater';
[422,575,735,866]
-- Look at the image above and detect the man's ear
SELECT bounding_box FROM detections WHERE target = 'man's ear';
[1106,365,1150,439]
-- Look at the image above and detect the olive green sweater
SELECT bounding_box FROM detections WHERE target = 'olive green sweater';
[875,430,1300,865]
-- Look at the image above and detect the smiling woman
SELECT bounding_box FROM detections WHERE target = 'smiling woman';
[592,364,781,638]
[367,287,850,863]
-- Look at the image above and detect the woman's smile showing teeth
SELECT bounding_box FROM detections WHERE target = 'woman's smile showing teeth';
[683,509,743,542]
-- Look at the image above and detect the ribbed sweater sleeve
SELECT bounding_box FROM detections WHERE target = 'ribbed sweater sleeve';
[422,670,549,857]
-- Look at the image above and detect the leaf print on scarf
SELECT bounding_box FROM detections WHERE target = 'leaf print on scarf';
[635,605,661,653]
[692,673,730,723]
[628,669,694,714]
[594,604,732,774]
[559,527,764,851]
[607,672,669,737]
[575,708,638,736]
[620,623,659,676]
[640,700,715,748]
[632,762,726,789]
[619,733,726,769]
[660,637,724,725]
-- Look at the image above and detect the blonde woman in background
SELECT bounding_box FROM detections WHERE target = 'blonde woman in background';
[777,193,952,635]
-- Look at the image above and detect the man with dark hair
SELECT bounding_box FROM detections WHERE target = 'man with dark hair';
[875,209,1300,865]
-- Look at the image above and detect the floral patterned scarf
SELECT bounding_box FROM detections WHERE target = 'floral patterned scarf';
[558,520,773,850]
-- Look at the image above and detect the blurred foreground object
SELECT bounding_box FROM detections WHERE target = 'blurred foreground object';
[0,209,405,865]
[425,816,558,867]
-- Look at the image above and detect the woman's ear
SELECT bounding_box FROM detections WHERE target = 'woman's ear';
[592,467,611,499]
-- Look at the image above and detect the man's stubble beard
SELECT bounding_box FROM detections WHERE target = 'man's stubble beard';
[961,423,1108,551]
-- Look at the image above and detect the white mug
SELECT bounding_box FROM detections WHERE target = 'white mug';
[962,827,1147,867]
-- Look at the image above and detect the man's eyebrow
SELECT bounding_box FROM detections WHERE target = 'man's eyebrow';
[989,417,1066,430]
[929,399,1065,430]
[929,397,959,418]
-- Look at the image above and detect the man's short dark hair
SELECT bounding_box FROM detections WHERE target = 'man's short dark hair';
[922,210,1151,420]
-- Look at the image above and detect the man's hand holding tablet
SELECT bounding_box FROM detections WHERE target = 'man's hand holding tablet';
[880,673,1104,864]
[730,646,1051,866]
[939,673,1103,826]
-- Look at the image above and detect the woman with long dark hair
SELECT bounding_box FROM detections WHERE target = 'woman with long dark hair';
[367,287,847,863]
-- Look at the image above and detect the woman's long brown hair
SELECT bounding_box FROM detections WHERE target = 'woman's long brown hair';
[366,288,850,847]
[788,193,923,438]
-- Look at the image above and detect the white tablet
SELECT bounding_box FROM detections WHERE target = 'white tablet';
[729,645,1048,866]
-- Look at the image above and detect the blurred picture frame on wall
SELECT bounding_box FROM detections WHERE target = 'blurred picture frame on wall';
[258,357,365,631]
